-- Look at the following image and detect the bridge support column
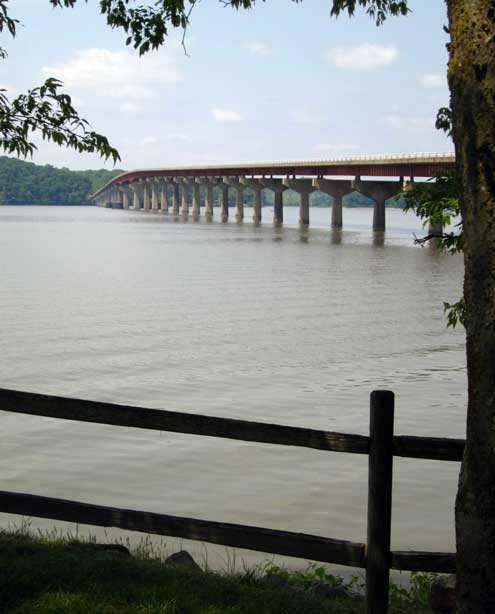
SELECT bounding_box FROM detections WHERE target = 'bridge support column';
[428,220,443,236]
[121,186,130,209]
[283,179,315,226]
[352,179,402,232]
[223,177,244,221]
[332,195,343,228]
[150,179,159,211]
[180,181,189,214]
[143,182,150,211]
[220,184,229,221]
[253,188,262,223]
[312,179,352,229]
[172,181,180,214]
[160,179,169,213]
[235,187,243,221]
[262,179,288,225]
[203,179,214,217]
[373,199,385,231]
[130,182,141,210]
[275,192,285,224]
[241,178,263,223]
[191,181,200,216]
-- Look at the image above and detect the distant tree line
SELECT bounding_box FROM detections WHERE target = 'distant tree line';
[0,156,123,205]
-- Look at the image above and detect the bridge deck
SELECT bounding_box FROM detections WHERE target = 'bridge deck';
[92,153,455,198]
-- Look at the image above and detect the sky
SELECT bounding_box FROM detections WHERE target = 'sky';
[1,0,452,171]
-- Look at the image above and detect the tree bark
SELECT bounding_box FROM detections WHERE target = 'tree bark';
[447,1,495,611]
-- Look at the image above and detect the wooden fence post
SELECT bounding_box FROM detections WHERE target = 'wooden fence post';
[366,390,395,614]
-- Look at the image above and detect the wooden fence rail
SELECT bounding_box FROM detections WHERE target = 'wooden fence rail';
[0,387,463,614]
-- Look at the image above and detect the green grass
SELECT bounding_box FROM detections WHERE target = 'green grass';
[0,527,434,614]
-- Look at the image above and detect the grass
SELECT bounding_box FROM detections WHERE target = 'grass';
[0,525,435,614]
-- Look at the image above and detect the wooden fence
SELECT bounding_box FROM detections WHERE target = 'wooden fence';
[0,387,464,614]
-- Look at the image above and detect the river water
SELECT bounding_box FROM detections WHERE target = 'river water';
[0,205,465,571]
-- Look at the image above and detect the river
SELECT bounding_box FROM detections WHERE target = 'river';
[0,205,465,572]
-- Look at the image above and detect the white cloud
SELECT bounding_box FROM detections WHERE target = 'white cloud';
[42,48,180,100]
[419,73,446,88]
[211,108,242,122]
[246,41,272,56]
[326,44,399,70]
[316,143,360,152]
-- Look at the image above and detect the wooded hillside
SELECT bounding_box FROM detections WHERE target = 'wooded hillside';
[0,156,123,205]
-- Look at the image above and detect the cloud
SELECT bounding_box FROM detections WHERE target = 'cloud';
[326,44,399,70]
[246,41,272,56]
[211,108,242,122]
[419,73,446,88]
[42,48,180,100]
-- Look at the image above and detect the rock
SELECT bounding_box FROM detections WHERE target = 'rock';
[428,574,456,613]
[164,550,202,572]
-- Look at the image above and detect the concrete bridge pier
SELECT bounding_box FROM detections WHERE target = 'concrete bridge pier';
[172,181,180,214]
[160,179,169,213]
[234,186,244,221]
[312,179,352,229]
[190,181,200,216]
[219,184,229,221]
[120,186,130,209]
[353,179,402,231]
[130,182,141,210]
[224,177,244,221]
[283,179,315,226]
[142,181,150,211]
[428,219,444,237]
[109,190,118,208]
[148,179,159,211]
[180,180,189,214]
[201,178,214,217]
[262,179,287,225]
[240,178,263,223]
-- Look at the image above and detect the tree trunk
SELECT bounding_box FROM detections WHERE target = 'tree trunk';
[447,1,495,611]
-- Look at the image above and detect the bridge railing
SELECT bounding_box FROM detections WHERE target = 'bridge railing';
[0,387,463,614]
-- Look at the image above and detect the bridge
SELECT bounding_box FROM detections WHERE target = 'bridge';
[92,153,455,231]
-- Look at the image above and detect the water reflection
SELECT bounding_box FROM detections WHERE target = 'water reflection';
[372,231,385,247]
[299,227,309,243]
[330,228,342,245]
